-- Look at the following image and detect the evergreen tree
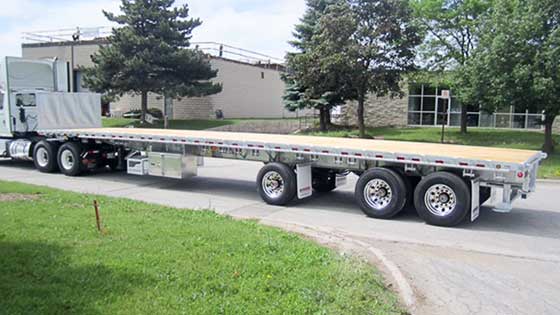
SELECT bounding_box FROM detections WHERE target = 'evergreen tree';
[83,0,222,123]
[284,0,345,131]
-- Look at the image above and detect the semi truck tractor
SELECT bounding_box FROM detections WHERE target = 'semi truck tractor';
[0,57,547,227]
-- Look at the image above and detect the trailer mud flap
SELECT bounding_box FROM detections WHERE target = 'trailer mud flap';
[471,178,480,222]
[296,163,312,199]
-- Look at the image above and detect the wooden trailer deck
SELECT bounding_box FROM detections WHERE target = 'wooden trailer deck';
[57,128,542,165]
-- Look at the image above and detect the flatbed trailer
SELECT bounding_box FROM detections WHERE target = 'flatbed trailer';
[0,57,548,227]
[18,127,543,227]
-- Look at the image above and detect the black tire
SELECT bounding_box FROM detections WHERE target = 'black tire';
[386,166,420,210]
[33,140,59,173]
[257,163,297,206]
[414,172,471,227]
[57,142,85,177]
[355,168,408,219]
[312,169,336,193]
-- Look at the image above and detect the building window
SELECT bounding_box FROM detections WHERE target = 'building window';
[407,83,543,130]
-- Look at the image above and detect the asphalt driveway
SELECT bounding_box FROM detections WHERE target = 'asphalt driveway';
[0,158,558,315]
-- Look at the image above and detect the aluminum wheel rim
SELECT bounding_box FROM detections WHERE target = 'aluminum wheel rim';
[424,184,457,217]
[262,171,285,199]
[36,147,49,168]
[364,179,393,211]
[60,150,75,170]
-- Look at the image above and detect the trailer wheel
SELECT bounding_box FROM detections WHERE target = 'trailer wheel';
[257,163,297,206]
[312,169,336,193]
[57,142,85,177]
[33,140,59,173]
[355,168,408,219]
[414,172,471,227]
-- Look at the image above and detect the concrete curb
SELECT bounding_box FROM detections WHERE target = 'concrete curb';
[258,218,416,310]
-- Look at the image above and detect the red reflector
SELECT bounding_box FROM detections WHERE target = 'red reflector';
[341,152,349,155]
[304,149,311,152]
[459,162,469,166]
[436,160,444,164]
[517,172,524,178]
[292,148,299,151]
[375,155,383,158]
[322,150,330,154]
[397,157,405,161]
[355,153,363,157]
[258,145,264,148]
[476,164,485,168]
[412,158,420,162]
[275,147,281,150]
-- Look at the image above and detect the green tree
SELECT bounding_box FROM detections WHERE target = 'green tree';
[284,0,345,131]
[465,0,560,153]
[311,1,419,138]
[84,0,221,123]
[412,0,492,133]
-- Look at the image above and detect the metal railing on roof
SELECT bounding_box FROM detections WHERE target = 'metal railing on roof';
[21,27,285,67]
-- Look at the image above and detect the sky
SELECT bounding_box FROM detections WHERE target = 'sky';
[0,0,306,59]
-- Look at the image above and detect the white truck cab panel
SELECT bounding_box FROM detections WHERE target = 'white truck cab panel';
[0,56,98,135]
[0,58,12,137]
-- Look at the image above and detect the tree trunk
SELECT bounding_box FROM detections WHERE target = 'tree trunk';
[460,105,468,134]
[357,97,366,138]
[543,115,556,154]
[140,91,148,124]
[319,108,327,132]
[325,108,331,128]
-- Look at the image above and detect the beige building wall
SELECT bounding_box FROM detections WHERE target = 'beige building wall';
[21,41,296,119]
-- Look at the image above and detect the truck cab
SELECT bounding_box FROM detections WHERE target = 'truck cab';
[0,56,73,137]
[0,57,100,139]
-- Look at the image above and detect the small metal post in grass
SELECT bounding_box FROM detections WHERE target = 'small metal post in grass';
[93,200,103,233]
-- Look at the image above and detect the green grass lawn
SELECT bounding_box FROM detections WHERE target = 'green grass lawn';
[102,118,238,130]
[307,127,560,179]
[0,181,403,315]
[102,117,304,130]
